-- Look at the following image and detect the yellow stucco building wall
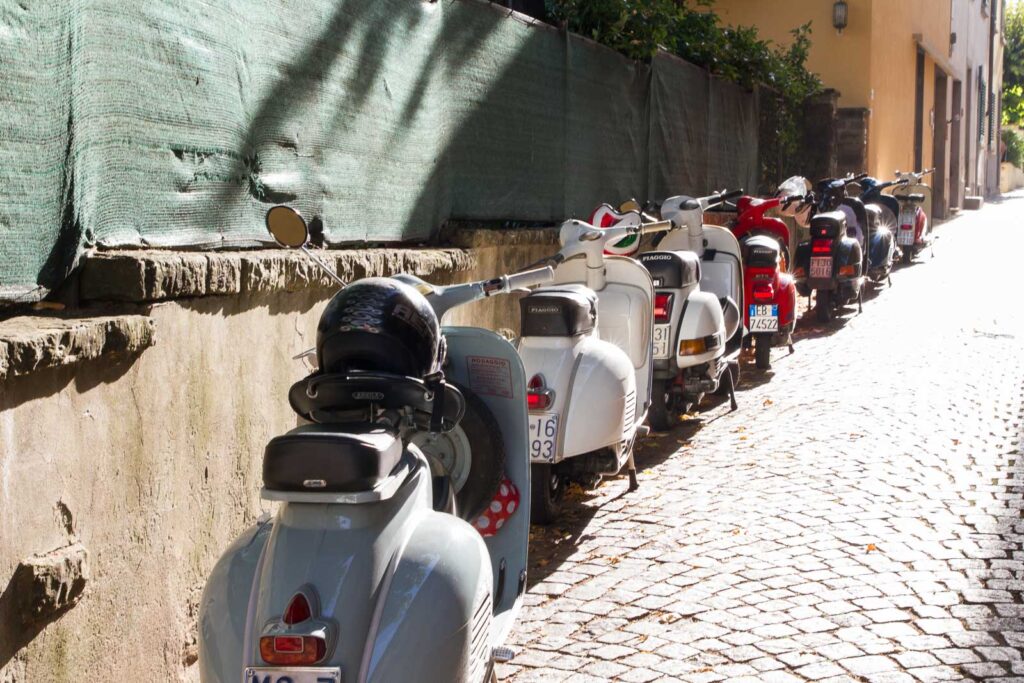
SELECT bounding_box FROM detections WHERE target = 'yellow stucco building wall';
[713,0,953,178]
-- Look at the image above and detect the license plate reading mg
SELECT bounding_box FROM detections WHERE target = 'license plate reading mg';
[748,304,778,332]
[653,324,671,359]
[245,668,341,683]
[809,257,832,279]
[528,413,558,462]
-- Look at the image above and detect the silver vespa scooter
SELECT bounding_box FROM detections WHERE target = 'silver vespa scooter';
[199,206,552,683]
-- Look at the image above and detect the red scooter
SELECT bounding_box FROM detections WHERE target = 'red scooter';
[730,193,798,370]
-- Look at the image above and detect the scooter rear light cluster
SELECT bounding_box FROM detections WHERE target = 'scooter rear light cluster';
[283,592,312,625]
[838,264,858,277]
[259,635,327,665]
[751,281,774,301]
[654,293,674,324]
[527,374,553,411]
[811,239,832,254]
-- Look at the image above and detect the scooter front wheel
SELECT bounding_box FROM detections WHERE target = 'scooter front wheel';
[530,463,564,525]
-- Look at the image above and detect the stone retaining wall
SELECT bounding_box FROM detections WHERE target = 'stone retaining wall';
[0,230,556,681]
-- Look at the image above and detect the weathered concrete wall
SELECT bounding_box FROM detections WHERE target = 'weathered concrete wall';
[0,233,555,681]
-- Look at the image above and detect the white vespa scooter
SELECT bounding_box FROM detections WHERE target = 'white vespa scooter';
[650,191,746,412]
[518,216,671,523]
[199,206,552,683]
[590,200,739,429]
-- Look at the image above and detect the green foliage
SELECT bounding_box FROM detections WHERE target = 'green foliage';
[1003,2,1024,125]
[1002,128,1024,167]
[545,0,822,187]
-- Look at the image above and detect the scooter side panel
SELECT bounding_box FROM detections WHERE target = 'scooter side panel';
[199,520,272,682]
[563,339,636,457]
[366,512,493,683]
[440,327,529,644]
[675,290,725,367]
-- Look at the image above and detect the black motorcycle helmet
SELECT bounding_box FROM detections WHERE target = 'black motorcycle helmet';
[316,277,444,378]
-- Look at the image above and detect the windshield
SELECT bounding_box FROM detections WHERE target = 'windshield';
[777,176,810,199]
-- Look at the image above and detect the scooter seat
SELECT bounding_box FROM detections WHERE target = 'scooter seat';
[638,250,700,288]
[263,423,404,493]
[896,193,925,202]
[741,235,781,267]
[520,285,597,337]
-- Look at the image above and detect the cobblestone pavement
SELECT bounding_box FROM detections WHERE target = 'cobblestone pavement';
[504,196,1024,682]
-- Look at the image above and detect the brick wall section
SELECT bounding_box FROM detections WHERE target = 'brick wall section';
[837,108,871,175]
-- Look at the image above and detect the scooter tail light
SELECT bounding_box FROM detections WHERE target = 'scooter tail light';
[811,239,832,254]
[751,281,774,301]
[654,293,673,324]
[259,635,327,665]
[283,592,312,625]
[527,374,553,411]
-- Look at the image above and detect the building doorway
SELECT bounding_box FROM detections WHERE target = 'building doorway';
[914,49,926,171]
[950,79,962,209]
[932,71,948,219]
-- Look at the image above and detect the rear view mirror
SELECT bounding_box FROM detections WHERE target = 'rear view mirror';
[266,205,309,248]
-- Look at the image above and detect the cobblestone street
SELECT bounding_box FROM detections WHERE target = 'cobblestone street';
[505,196,1024,682]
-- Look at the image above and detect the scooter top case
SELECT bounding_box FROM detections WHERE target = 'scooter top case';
[518,281,641,463]
[638,250,726,376]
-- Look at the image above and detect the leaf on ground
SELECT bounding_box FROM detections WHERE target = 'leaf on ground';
[866,543,878,552]
[763,398,774,406]
[952,439,960,445]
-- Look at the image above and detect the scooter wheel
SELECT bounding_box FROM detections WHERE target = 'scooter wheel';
[902,249,912,265]
[754,336,771,370]
[530,463,563,525]
[648,379,674,432]
[413,387,505,523]
[815,290,831,323]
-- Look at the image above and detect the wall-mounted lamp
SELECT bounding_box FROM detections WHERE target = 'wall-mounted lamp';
[833,0,848,33]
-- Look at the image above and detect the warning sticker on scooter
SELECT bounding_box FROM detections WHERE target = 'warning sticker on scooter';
[467,356,514,398]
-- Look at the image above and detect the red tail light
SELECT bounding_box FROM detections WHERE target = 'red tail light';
[283,593,312,625]
[752,281,774,301]
[654,293,674,324]
[260,635,327,665]
[526,374,553,411]
[811,239,832,254]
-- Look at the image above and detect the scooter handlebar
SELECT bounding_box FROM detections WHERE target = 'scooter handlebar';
[505,266,554,291]
[639,220,673,235]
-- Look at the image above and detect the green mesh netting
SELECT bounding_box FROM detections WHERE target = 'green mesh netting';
[0,0,758,303]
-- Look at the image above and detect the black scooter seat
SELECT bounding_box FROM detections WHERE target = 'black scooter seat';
[896,193,925,202]
[263,423,404,493]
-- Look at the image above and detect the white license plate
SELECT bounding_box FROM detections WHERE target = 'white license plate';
[809,256,832,279]
[245,668,341,683]
[748,304,778,332]
[653,324,672,359]
[897,227,915,246]
[528,413,558,462]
